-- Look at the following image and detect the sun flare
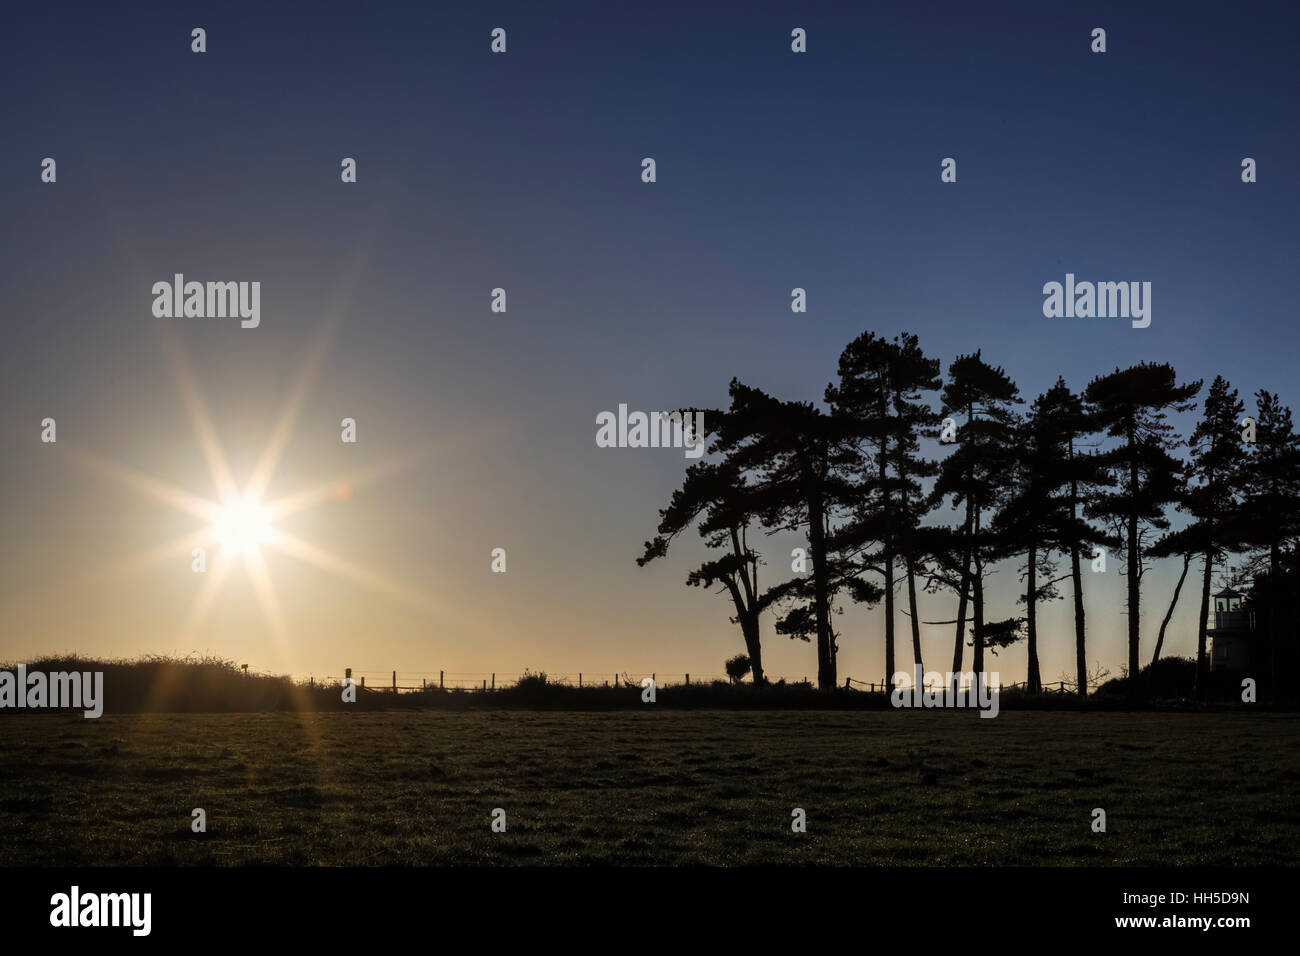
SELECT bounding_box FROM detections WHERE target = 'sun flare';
[65,323,438,652]
[211,495,273,556]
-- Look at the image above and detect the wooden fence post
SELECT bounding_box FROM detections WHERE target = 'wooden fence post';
[440,670,444,689]
[392,671,397,693]
[482,679,487,691]
[360,676,365,688]
[579,673,582,688]
[685,673,689,686]
[491,673,495,690]
[422,678,426,691]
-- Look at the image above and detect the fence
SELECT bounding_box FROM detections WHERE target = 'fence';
[846,676,1074,693]
[268,669,1070,695]
[318,670,742,693]
[321,671,1016,693]
[999,680,1074,694]
[844,677,999,693]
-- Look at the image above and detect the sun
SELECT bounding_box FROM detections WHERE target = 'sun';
[64,322,439,651]
[211,494,273,556]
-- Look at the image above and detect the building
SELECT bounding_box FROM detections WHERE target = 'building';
[1208,587,1257,671]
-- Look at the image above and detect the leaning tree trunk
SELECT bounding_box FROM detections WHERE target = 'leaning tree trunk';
[728,535,765,686]
[1153,552,1192,668]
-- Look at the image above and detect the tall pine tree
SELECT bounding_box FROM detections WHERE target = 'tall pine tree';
[935,351,1021,693]
[1085,363,1201,695]
[826,332,942,686]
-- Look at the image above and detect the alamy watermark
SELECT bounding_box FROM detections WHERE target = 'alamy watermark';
[50,886,151,936]
[596,405,705,459]
[1042,273,1150,329]
[151,274,260,328]
[0,665,103,718]
[890,666,1000,718]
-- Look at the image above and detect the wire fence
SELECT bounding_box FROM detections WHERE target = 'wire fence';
[319,671,745,692]
[244,667,1079,695]
[846,676,1076,694]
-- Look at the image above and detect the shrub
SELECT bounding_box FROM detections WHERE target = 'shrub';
[725,654,751,684]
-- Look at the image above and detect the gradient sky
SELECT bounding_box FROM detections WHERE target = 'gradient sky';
[2,1,1297,687]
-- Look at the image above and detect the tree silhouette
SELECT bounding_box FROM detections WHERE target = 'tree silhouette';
[711,379,858,690]
[1085,363,1201,695]
[1238,390,1300,688]
[997,392,1063,692]
[997,380,1116,694]
[638,453,772,684]
[640,329,1294,702]
[1182,375,1246,695]
[1146,533,1194,669]
[935,350,1021,693]
[827,332,942,686]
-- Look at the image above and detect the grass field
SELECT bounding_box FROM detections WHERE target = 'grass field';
[0,710,1295,865]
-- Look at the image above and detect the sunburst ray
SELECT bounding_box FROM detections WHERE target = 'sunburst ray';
[263,528,436,614]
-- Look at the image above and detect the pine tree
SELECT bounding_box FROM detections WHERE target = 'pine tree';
[826,332,942,687]
[1239,390,1300,689]
[712,379,858,690]
[1184,376,1246,695]
[1085,363,1201,695]
[997,379,1115,694]
[934,351,1021,693]
[638,455,771,684]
